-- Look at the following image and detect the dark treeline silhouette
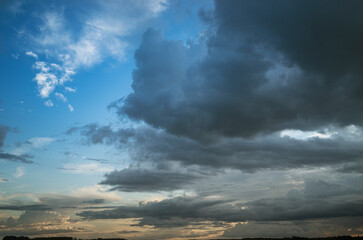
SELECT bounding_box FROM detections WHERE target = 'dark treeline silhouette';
[2,236,363,240]
[2,237,126,240]
[218,237,363,240]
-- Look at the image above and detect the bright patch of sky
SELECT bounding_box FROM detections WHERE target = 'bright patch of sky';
[280,129,332,140]
[1,0,362,238]
[0,0,212,215]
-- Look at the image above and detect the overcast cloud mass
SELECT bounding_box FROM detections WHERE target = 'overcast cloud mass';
[1,0,363,239]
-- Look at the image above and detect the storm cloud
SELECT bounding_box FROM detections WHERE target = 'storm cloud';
[63,0,363,234]
[77,178,363,228]
[77,196,241,227]
[100,167,201,192]
[0,152,33,163]
[115,0,363,140]
[70,124,363,172]
[0,204,52,211]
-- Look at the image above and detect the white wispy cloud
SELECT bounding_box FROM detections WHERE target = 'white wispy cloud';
[67,104,74,112]
[11,53,19,59]
[23,0,168,108]
[14,166,25,178]
[25,51,38,59]
[61,163,113,174]
[65,86,76,93]
[33,61,75,99]
[27,137,55,148]
[55,92,67,102]
[44,99,53,107]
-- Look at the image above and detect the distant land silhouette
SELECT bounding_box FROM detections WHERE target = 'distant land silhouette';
[2,235,363,240]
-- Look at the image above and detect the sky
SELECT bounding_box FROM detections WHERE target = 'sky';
[1,0,363,239]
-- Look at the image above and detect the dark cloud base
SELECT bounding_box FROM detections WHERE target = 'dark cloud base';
[0,124,33,163]
[77,178,363,228]
[118,0,363,140]
[70,124,363,173]
[64,0,363,236]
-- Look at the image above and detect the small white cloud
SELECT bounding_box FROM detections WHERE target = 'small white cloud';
[35,72,58,98]
[61,163,112,174]
[27,137,55,148]
[50,63,62,70]
[11,53,19,59]
[44,100,53,107]
[59,67,76,84]
[65,86,76,93]
[55,92,67,102]
[25,2,168,106]
[32,61,74,99]
[26,51,38,59]
[68,104,74,112]
[14,166,25,178]
[34,61,50,72]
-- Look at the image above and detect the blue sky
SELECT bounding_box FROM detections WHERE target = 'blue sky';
[0,0,208,194]
[1,0,363,239]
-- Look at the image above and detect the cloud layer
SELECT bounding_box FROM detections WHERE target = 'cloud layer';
[77,178,363,228]
[70,124,363,172]
[65,1,363,235]
[117,0,363,140]
[22,0,168,109]
[0,124,33,164]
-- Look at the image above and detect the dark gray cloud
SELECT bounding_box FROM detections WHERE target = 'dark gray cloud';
[213,0,363,77]
[64,1,363,233]
[0,152,34,163]
[77,196,240,228]
[117,230,140,234]
[0,124,33,163]
[0,209,83,237]
[37,195,112,209]
[81,199,105,205]
[66,2,363,206]
[0,228,80,237]
[78,178,363,228]
[13,210,67,226]
[0,177,8,182]
[241,178,363,221]
[0,204,52,211]
[0,195,114,213]
[222,218,363,238]
[70,124,363,172]
[100,167,201,192]
[113,0,363,140]
[0,124,9,148]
